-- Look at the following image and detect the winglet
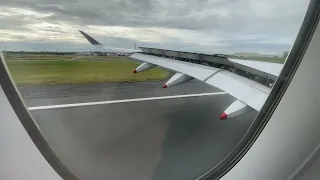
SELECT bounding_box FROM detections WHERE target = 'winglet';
[79,30,103,45]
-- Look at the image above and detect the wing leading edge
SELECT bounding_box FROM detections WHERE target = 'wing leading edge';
[79,30,279,120]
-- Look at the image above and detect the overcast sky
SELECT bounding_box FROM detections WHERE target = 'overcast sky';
[0,0,309,54]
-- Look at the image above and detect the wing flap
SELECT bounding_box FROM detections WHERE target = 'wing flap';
[229,58,283,77]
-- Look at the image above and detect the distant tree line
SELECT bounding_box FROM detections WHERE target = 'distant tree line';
[3,51,129,56]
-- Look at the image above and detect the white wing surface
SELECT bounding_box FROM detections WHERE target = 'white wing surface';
[130,53,271,111]
[79,30,283,120]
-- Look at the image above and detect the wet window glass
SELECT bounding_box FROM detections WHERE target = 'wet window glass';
[1,0,309,179]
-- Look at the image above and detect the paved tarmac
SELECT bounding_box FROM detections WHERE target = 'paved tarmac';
[19,81,257,180]
[19,80,216,107]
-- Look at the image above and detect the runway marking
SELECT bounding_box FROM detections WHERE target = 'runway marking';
[28,92,227,111]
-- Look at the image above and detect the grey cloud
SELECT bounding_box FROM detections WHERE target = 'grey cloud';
[0,0,310,53]
[1,0,308,32]
[0,17,27,30]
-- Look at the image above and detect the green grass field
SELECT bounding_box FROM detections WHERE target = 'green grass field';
[6,57,170,85]
[5,54,128,61]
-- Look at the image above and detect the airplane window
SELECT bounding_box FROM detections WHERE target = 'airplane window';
[0,0,312,179]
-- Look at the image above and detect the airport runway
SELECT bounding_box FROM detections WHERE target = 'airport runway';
[19,80,257,180]
[19,80,217,107]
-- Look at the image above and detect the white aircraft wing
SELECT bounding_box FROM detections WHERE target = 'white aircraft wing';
[79,30,283,120]
[130,53,271,109]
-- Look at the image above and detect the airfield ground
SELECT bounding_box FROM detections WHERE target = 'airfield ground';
[5,55,170,85]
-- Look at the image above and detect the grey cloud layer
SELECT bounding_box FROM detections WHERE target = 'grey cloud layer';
[1,0,308,32]
[0,0,310,53]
